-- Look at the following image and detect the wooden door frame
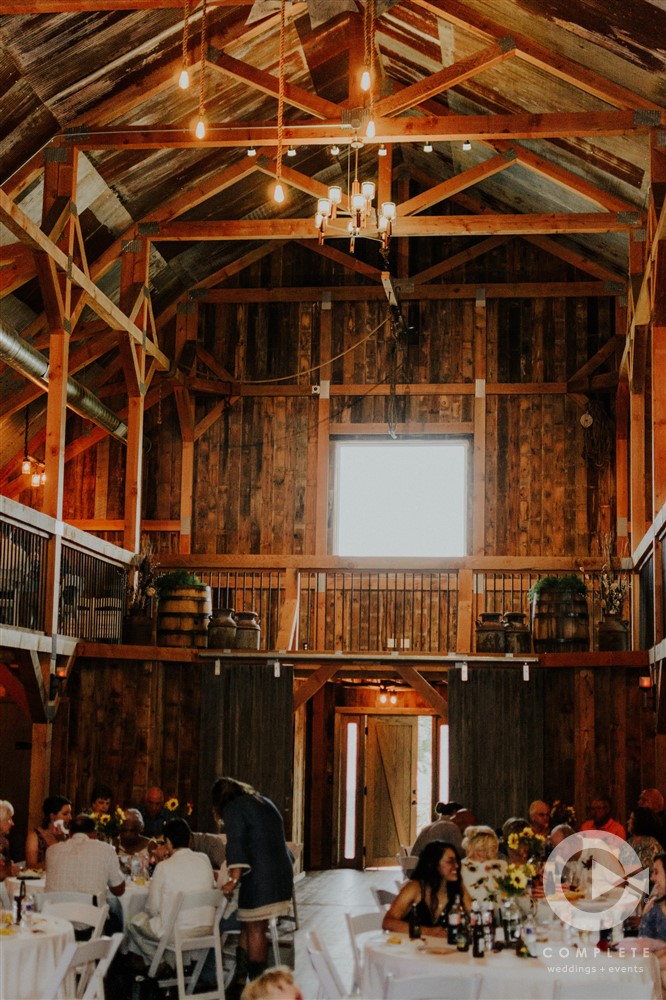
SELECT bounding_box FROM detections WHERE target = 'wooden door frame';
[333,706,441,869]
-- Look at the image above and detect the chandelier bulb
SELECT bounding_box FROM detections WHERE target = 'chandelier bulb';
[179,67,190,90]
[360,68,371,92]
[31,471,41,488]
[21,457,31,475]
[274,181,285,204]
[195,117,206,140]
[40,470,47,486]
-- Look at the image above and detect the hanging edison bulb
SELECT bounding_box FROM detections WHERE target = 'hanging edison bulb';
[195,117,206,140]
[360,67,371,91]
[179,68,190,90]
[274,181,285,204]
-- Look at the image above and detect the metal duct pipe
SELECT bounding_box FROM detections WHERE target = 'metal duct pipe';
[0,325,128,441]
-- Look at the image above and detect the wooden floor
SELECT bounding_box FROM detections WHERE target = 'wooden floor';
[292,867,399,1000]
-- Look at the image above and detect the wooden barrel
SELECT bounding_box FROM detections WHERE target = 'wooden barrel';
[157,585,212,647]
[532,589,589,653]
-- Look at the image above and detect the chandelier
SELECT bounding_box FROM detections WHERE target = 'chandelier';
[314,139,396,255]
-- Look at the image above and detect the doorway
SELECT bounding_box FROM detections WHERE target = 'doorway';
[334,712,436,868]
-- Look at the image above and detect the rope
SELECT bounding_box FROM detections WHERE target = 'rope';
[242,313,390,384]
[276,0,286,186]
[181,0,191,70]
[198,0,208,122]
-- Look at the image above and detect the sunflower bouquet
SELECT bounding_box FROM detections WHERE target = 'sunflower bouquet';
[507,826,547,861]
[91,805,125,841]
[496,861,537,898]
[164,796,194,820]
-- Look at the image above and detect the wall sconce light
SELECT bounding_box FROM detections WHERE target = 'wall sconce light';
[378,683,388,704]
[389,691,398,705]
[638,673,652,689]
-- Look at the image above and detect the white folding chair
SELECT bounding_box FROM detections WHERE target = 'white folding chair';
[41,900,109,939]
[43,932,123,1000]
[147,888,227,1000]
[344,910,383,994]
[398,855,419,879]
[305,930,348,1000]
[371,887,396,912]
[384,971,483,1000]
[37,891,96,911]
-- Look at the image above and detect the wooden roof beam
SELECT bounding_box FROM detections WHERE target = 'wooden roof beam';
[0,189,169,370]
[56,110,664,149]
[152,213,641,240]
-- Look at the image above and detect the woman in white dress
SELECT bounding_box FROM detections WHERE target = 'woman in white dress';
[461,826,507,903]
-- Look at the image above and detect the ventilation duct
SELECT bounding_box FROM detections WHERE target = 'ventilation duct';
[0,325,128,441]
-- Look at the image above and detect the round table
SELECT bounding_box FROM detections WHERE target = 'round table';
[0,914,75,1000]
[361,932,662,1000]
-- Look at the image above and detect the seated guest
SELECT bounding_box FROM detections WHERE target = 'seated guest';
[89,783,113,816]
[115,808,156,873]
[639,853,666,941]
[500,817,530,862]
[580,795,626,840]
[628,807,664,873]
[411,804,462,857]
[0,800,17,880]
[25,795,72,869]
[241,966,304,1000]
[139,786,169,839]
[528,800,551,837]
[461,826,507,902]
[45,813,125,900]
[638,788,666,843]
[192,831,226,870]
[127,818,214,965]
[451,808,476,843]
[548,824,586,891]
[383,841,471,937]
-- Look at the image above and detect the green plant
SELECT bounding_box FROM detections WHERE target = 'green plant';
[155,569,203,597]
[528,574,587,602]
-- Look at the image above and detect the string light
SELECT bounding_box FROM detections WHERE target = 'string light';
[423,141,433,152]
[287,145,296,157]
[21,406,31,475]
[179,0,191,89]
[378,143,387,156]
[363,0,376,139]
[330,144,340,156]
[195,0,208,139]
[462,139,472,151]
[360,0,374,91]
[274,0,287,203]
[247,146,257,157]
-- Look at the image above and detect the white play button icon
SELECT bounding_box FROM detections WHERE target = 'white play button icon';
[591,858,650,900]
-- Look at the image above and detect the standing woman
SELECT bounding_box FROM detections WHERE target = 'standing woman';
[383,840,471,936]
[211,777,293,987]
[25,795,72,869]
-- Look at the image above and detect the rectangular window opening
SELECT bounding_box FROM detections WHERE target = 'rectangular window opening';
[343,722,358,859]
[334,441,467,556]
[438,724,449,804]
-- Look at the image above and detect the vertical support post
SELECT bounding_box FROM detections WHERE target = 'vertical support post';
[472,289,487,556]
[315,293,332,556]
[456,568,473,653]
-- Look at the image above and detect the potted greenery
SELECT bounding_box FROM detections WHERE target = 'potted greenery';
[528,574,589,654]
[155,570,212,648]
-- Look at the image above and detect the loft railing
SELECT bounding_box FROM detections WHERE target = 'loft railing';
[0,496,132,643]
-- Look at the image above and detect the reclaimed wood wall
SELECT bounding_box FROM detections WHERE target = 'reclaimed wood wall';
[448,664,655,831]
[56,238,617,559]
[50,660,202,824]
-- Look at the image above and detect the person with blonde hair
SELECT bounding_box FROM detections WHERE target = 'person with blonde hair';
[241,966,304,1000]
[461,825,507,902]
[0,800,17,881]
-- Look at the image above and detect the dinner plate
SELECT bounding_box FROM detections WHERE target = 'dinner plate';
[419,941,457,955]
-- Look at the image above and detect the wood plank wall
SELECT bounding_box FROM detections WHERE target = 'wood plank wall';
[60,239,617,560]
[448,665,656,831]
[50,660,202,823]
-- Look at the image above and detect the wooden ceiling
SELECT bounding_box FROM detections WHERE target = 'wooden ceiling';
[0,0,664,468]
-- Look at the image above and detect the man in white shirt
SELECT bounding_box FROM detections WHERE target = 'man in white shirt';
[128,817,214,965]
[45,813,125,902]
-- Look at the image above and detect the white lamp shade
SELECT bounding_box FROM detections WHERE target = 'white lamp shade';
[361,181,375,201]
[381,201,396,220]
[351,192,365,212]
[317,198,332,217]
[328,185,342,205]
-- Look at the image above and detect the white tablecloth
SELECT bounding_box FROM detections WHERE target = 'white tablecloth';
[7,874,149,929]
[361,933,662,1000]
[0,914,75,1000]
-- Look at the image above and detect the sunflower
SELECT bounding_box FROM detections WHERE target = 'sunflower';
[165,797,180,812]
